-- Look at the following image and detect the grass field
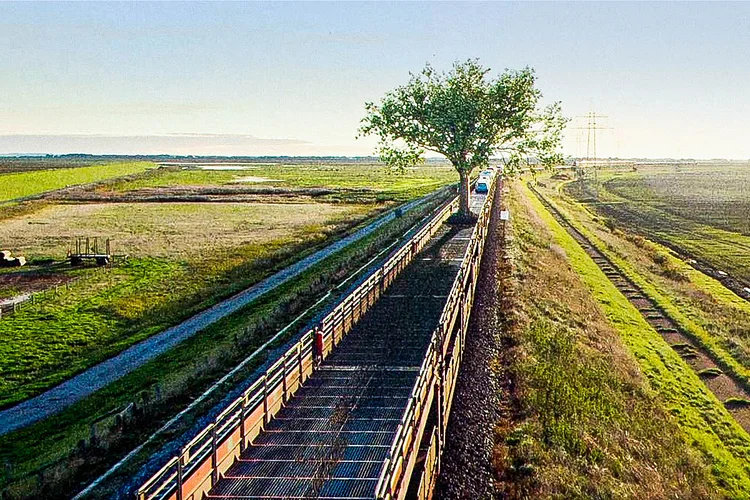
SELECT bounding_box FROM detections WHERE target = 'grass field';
[0,161,154,203]
[0,191,450,500]
[0,202,370,259]
[0,202,373,407]
[502,180,750,497]
[107,163,457,203]
[566,164,750,284]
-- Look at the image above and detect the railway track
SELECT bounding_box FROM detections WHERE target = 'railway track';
[584,196,750,302]
[528,183,750,432]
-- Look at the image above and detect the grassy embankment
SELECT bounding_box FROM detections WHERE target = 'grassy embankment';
[493,180,750,498]
[0,189,453,499]
[542,174,750,394]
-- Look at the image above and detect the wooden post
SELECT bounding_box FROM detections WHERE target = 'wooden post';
[282,353,288,402]
[211,425,218,486]
[176,454,184,500]
[263,376,269,425]
[298,343,303,384]
[240,395,247,451]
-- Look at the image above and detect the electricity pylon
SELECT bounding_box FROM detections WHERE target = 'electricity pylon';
[572,112,611,200]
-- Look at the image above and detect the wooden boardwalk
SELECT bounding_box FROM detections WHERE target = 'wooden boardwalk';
[203,196,485,499]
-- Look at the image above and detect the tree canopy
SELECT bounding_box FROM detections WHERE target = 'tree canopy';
[360,59,567,217]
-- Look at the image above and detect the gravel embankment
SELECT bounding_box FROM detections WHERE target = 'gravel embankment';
[435,184,505,500]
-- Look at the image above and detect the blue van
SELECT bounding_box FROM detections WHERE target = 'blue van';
[475,179,489,193]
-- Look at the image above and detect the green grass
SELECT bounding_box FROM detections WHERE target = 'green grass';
[520,181,750,497]
[0,203,374,408]
[110,163,458,203]
[0,190,451,499]
[0,162,155,203]
[542,179,750,394]
[568,165,750,283]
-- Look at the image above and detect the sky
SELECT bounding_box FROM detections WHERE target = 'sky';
[1,1,750,159]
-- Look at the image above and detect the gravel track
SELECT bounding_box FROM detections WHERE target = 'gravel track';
[436,183,504,500]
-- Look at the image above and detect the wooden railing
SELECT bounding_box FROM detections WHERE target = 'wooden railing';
[136,195,459,500]
[375,176,497,500]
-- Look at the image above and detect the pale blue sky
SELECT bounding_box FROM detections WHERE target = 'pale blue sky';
[1,2,749,158]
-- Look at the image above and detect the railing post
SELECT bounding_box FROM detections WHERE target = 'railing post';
[211,424,218,485]
[240,394,247,451]
[263,375,269,425]
[282,353,288,402]
[437,327,445,447]
[298,343,303,384]
[176,454,184,500]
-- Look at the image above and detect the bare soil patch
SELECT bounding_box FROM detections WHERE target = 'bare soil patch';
[0,271,73,297]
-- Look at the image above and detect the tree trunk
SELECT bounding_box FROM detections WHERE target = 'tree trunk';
[458,168,471,217]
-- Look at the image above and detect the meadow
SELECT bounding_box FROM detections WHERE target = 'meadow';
[568,163,750,283]
[106,162,458,203]
[0,201,370,259]
[606,164,750,235]
[0,202,373,406]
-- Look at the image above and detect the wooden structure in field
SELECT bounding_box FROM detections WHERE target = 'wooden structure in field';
[69,237,111,266]
[0,250,26,268]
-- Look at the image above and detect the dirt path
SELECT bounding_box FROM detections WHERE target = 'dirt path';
[0,192,442,437]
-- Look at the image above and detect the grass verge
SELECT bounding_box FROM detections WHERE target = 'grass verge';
[506,180,750,497]
[0,162,155,203]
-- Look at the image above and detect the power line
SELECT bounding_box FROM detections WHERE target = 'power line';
[571,112,611,199]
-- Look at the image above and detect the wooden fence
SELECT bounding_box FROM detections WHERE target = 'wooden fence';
[136,195,460,500]
[0,281,73,320]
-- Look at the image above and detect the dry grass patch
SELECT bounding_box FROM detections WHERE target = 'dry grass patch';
[0,202,374,260]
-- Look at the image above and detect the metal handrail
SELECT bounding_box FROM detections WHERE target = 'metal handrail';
[374,177,497,500]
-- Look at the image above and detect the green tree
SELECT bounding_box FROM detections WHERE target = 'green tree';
[360,59,567,220]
